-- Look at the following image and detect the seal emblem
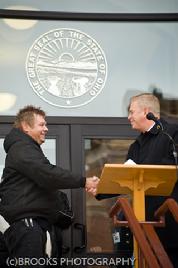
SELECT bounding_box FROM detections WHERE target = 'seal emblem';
[26,28,107,108]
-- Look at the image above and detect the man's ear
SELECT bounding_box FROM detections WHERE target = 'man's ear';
[144,108,149,117]
[21,121,31,133]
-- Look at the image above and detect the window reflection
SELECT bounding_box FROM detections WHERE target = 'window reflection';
[41,139,56,165]
[85,139,133,253]
[0,92,16,112]
[3,6,38,30]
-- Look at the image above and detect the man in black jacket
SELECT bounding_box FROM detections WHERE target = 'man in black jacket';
[127,93,178,266]
[0,105,99,267]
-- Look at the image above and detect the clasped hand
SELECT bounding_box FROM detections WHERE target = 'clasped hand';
[85,176,100,196]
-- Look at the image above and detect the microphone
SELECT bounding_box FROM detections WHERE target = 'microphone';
[146,112,178,167]
[146,112,163,130]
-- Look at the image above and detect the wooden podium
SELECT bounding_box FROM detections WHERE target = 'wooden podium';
[97,164,177,268]
[97,164,177,221]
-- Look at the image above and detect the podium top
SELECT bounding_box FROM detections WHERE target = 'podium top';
[97,164,177,196]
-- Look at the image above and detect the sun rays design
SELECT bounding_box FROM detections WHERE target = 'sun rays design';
[36,37,97,98]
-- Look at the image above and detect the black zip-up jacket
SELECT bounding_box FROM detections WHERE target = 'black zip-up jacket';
[0,128,86,224]
[127,119,178,248]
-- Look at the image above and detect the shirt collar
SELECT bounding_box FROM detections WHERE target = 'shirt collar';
[146,122,162,135]
[146,123,155,132]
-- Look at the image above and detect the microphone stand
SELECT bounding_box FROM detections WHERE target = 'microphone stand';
[158,121,178,191]
[146,112,178,193]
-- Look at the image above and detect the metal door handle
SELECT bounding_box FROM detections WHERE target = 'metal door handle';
[74,223,86,253]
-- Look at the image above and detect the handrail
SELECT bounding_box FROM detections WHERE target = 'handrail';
[142,224,173,268]
[109,197,160,268]
[109,197,175,268]
[154,198,178,222]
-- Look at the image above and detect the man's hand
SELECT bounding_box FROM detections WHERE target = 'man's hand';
[85,176,100,196]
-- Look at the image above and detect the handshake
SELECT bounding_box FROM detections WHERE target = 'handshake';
[85,176,100,196]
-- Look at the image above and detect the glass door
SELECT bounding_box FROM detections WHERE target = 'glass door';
[85,138,134,255]
[70,123,137,267]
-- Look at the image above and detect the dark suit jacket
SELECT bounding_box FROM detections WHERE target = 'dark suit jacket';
[126,119,178,248]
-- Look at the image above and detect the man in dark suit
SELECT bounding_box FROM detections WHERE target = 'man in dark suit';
[127,92,178,266]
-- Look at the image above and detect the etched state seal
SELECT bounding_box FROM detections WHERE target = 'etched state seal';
[26,28,107,108]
